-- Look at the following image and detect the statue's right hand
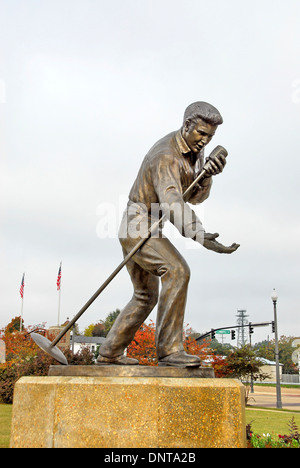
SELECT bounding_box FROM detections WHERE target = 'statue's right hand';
[203,232,240,254]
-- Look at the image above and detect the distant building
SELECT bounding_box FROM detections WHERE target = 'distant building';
[71,335,106,354]
[258,357,283,381]
[47,325,71,351]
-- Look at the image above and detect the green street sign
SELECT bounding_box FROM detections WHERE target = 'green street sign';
[215,330,230,334]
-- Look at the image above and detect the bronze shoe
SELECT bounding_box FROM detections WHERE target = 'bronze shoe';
[96,353,139,366]
[158,351,201,368]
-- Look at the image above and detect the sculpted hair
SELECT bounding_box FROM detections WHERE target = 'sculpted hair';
[183,101,223,126]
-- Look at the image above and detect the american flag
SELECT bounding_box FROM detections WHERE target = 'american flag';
[20,273,25,299]
[56,263,62,291]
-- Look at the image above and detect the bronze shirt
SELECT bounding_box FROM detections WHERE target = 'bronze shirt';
[127,129,212,241]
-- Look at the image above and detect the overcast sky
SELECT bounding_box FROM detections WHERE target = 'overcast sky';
[0,0,300,345]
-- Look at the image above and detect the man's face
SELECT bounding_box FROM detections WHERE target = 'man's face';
[182,118,217,154]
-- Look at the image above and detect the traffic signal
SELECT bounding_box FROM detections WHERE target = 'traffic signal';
[249,322,254,334]
[272,321,275,333]
[211,329,215,339]
[231,329,236,340]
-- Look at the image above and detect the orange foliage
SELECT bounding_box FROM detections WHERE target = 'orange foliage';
[209,355,229,378]
[183,324,210,358]
[0,318,94,403]
[127,320,157,365]
[127,321,212,366]
[0,317,46,362]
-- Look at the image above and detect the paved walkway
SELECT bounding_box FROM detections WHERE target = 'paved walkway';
[247,385,300,410]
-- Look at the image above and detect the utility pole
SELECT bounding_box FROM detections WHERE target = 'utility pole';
[236,309,249,347]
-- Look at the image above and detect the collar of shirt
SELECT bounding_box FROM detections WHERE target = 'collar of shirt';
[175,129,192,155]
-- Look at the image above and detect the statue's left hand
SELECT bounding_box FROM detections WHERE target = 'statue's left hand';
[203,232,240,254]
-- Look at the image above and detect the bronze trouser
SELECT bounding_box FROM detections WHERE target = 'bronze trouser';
[99,217,191,359]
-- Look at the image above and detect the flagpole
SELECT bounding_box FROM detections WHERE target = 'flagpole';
[20,273,25,332]
[58,288,61,326]
[20,296,24,332]
[57,262,62,326]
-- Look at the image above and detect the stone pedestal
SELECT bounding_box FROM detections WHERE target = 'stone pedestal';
[10,369,246,448]
[48,364,215,378]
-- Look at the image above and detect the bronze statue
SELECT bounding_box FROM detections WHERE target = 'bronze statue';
[97,101,239,367]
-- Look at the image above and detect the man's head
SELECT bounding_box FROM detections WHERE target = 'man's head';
[182,101,223,154]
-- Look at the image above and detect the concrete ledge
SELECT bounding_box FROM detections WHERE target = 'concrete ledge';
[48,364,215,378]
[10,376,246,448]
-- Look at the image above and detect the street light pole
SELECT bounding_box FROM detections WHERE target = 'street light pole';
[271,288,282,409]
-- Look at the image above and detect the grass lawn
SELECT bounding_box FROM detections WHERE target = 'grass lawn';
[246,408,300,437]
[0,404,12,449]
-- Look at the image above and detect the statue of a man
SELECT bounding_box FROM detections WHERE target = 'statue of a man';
[97,102,239,367]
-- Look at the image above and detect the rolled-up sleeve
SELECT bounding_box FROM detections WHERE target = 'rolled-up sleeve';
[188,177,213,205]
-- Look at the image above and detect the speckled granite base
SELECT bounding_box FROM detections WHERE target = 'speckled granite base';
[10,376,246,448]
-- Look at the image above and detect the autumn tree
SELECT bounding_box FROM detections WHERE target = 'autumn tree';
[210,343,270,404]
[183,324,211,358]
[92,322,106,337]
[0,321,94,403]
[254,336,299,374]
[210,345,270,405]
[2,322,41,362]
[4,316,24,335]
[84,323,95,337]
[127,321,157,365]
[84,309,121,338]
[127,321,211,366]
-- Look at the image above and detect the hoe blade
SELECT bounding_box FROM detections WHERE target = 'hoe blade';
[31,332,68,365]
